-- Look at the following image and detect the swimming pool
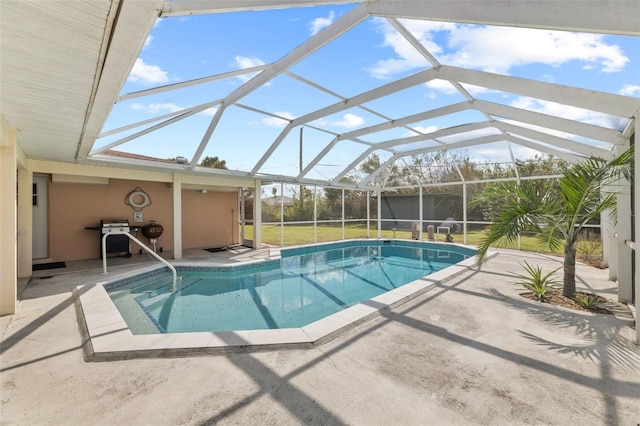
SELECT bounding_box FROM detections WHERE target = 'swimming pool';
[106,240,475,334]
[76,240,491,359]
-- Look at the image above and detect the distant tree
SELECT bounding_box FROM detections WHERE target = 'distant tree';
[199,156,228,169]
[321,186,342,220]
[285,185,314,221]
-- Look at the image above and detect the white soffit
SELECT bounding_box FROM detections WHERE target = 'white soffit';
[0,0,117,162]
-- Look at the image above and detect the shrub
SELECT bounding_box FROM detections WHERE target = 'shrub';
[512,261,561,301]
[577,295,599,309]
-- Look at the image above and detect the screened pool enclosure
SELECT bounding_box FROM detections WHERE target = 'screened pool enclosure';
[1,0,638,332]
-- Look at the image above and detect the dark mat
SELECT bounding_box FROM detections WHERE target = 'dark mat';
[32,261,66,271]
[204,247,227,253]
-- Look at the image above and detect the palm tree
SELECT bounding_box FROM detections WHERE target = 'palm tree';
[473,147,633,298]
[199,156,227,169]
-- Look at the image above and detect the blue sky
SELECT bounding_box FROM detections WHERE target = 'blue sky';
[97,4,640,181]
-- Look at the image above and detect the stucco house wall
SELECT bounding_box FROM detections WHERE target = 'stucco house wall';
[181,189,238,249]
[48,177,238,261]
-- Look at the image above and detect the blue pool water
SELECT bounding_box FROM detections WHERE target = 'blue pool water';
[107,241,475,334]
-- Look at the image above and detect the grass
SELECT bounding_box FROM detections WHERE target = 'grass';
[243,224,601,258]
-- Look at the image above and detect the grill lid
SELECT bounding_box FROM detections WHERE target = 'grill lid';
[101,219,130,233]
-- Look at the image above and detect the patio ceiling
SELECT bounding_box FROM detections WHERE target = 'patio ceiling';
[2,0,638,188]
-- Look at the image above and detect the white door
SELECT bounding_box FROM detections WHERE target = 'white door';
[240,188,254,248]
[32,175,49,259]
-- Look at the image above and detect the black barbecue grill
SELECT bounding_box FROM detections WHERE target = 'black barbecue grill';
[99,219,132,258]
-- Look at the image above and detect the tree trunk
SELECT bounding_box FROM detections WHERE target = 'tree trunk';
[563,241,577,298]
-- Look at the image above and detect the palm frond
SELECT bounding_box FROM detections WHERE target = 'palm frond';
[538,223,565,252]
[473,146,633,265]
[476,181,557,260]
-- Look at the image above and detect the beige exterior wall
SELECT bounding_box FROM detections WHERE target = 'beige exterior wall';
[1,119,17,315]
[182,189,238,249]
[48,178,238,261]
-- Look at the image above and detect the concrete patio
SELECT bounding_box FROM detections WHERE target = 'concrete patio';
[1,248,639,425]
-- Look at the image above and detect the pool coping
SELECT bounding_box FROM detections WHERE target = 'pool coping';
[74,242,497,361]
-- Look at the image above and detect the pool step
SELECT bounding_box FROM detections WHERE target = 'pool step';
[108,276,200,334]
[108,272,177,299]
[136,277,202,311]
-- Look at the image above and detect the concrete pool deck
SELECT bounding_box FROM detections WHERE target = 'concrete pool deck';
[2,247,639,424]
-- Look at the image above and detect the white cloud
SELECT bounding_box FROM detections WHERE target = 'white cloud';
[404,125,438,137]
[201,107,219,117]
[234,56,266,83]
[438,127,502,144]
[425,79,458,95]
[332,113,364,128]
[128,58,169,85]
[261,112,295,127]
[367,18,446,79]
[620,84,640,96]
[130,102,182,113]
[368,19,629,79]
[424,79,493,97]
[311,118,329,126]
[443,27,628,74]
[130,102,218,118]
[310,11,335,36]
[235,55,265,69]
[469,144,540,163]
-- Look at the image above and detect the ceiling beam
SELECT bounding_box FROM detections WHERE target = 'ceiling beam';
[494,121,610,158]
[340,101,470,141]
[504,134,582,163]
[117,64,271,102]
[295,101,470,182]
[375,121,496,150]
[304,121,493,183]
[439,66,638,117]
[250,67,439,175]
[360,153,401,187]
[331,146,380,184]
[189,104,227,168]
[293,69,440,129]
[98,98,222,138]
[223,4,368,108]
[391,134,506,158]
[296,137,339,181]
[367,0,640,36]
[199,4,368,171]
[330,122,498,183]
[473,100,623,144]
[360,134,506,186]
[161,0,361,17]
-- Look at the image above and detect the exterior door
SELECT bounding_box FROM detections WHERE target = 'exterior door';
[240,188,254,247]
[32,175,49,259]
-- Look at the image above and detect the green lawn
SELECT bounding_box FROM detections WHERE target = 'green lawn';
[244,223,600,258]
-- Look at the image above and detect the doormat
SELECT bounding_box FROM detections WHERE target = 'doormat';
[204,247,227,253]
[32,261,66,271]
